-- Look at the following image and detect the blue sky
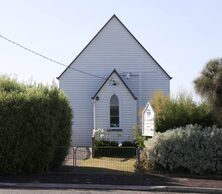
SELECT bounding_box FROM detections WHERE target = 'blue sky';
[0,0,222,97]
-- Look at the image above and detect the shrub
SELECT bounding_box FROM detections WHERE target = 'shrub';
[133,124,145,148]
[94,140,118,147]
[140,124,222,175]
[93,140,136,158]
[0,76,72,174]
[0,75,25,93]
[94,146,136,158]
[94,140,136,148]
[93,128,108,141]
[122,141,137,147]
[151,91,215,133]
[92,128,138,157]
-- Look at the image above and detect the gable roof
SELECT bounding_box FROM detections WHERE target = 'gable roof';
[142,101,154,115]
[57,14,172,80]
[91,69,137,100]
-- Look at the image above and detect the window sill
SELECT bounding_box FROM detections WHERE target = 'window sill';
[107,128,122,132]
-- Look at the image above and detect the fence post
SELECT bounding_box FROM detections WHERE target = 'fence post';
[136,148,141,167]
[92,137,95,158]
[73,147,76,167]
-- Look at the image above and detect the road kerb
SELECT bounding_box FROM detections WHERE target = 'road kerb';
[0,182,222,193]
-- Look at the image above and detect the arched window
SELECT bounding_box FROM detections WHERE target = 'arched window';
[110,94,119,128]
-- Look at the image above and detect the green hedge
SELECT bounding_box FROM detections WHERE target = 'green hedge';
[140,125,222,174]
[151,91,215,133]
[94,140,118,147]
[94,147,136,158]
[93,140,136,158]
[0,76,72,174]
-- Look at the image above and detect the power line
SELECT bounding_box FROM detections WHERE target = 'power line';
[0,34,106,79]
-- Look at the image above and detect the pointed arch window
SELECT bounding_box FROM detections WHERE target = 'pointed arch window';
[110,94,119,128]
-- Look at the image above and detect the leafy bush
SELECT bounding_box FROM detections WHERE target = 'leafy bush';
[94,140,118,147]
[92,128,138,157]
[133,124,145,148]
[122,141,137,147]
[94,140,136,147]
[94,146,136,158]
[0,76,72,174]
[0,75,25,93]
[140,124,222,175]
[151,91,215,133]
[93,139,136,158]
[93,128,108,141]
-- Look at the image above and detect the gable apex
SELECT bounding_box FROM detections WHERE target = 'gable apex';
[57,15,172,80]
[91,69,137,100]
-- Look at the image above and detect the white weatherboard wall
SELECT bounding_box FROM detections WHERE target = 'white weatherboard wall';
[94,72,137,142]
[59,16,170,146]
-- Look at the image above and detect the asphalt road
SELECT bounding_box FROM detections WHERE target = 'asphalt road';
[0,189,199,194]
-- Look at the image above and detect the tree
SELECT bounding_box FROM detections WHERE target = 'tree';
[194,58,222,124]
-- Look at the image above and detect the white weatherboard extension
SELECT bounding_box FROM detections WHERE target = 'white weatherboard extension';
[58,15,171,147]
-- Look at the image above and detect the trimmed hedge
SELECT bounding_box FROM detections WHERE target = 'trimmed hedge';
[94,140,118,147]
[93,140,136,158]
[0,76,72,174]
[94,140,137,147]
[94,147,136,158]
[140,125,222,175]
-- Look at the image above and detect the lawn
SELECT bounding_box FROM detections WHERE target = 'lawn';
[80,157,136,173]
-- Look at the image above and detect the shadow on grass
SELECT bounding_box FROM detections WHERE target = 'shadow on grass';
[73,166,134,175]
[50,165,135,175]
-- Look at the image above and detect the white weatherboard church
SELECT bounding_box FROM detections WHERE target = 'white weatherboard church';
[58,15,171,147]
